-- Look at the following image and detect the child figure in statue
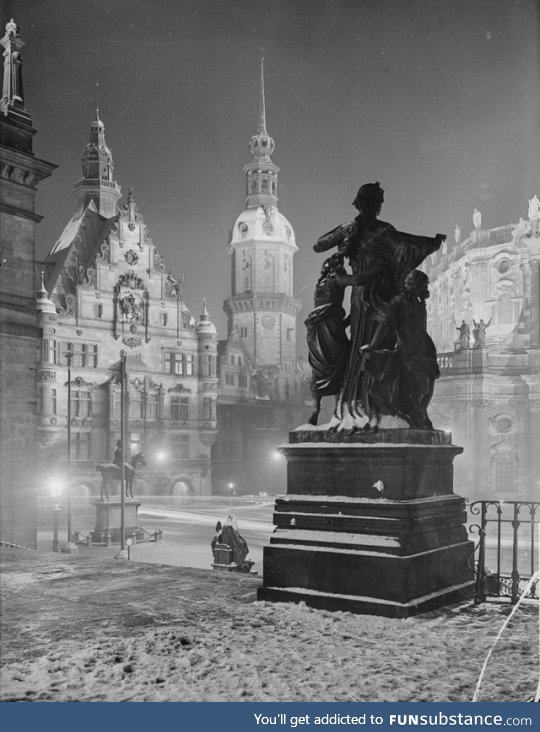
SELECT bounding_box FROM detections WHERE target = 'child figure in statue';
[305,252,351,425]
[361,270,440,430]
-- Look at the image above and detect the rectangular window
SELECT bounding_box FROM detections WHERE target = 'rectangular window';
[240,326,248,338]
[159,312,168,326]
[171,396,189,421]
[94,303,103,319]
[68,343,98,368]
[129,392,143,419]
[43,339,60,364]
[171,433,190,459]
[71,432,91,460]
[238,373,248,388]
[71,390,91,417]
[164,352,192,375]
[165,351,182,375]
[51,388,57,415]
[225,373,235,386]
[147,394,158,420]
[286,328,294,342]
[201,355,212,377]
[222,408,234,429]
[203,397,214,421]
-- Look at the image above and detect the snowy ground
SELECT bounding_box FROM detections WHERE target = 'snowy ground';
[0,547,538,702]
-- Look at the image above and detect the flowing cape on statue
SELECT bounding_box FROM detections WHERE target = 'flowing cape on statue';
[318,217,440,412]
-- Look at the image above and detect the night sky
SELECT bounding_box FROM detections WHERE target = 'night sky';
[2,0,539,353]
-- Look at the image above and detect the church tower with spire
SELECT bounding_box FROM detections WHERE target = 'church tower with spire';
[214,61,306,496]
[223,59,301,380]
[73,99,121,218]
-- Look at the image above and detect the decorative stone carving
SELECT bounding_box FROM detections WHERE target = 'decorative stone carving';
[68,376,94,387]
[131,378,143,389]
[122,336,142,349]
[125,250,139,266]
[165,278,180,300]
[97,238,110,260]
[168,384,192,393]
[202,381,218,392]
[181,311,191,330]
[153,250,165,272]
[38,369,57,382]
[118,271,144,290]
[490,414,514,433]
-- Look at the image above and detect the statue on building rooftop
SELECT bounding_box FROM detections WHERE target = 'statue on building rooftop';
[472,317,491,349]
[456,320,470,350]
[473,208,482,230]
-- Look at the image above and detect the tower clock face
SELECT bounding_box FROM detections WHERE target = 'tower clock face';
[261,314,275,330]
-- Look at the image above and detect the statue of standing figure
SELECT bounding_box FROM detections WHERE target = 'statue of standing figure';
[473,209,482,231]
[472,318,492,349]
[311,182,445,432]
[456,320,470,350]
[454,224,461,244]
[528,194,540,235]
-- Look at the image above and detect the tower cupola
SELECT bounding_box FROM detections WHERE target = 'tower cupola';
[244,58,279,210]
[73,101,121,218]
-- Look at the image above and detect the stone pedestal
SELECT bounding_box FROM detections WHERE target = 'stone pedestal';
[257,429,474,617]
[91,500,143,544]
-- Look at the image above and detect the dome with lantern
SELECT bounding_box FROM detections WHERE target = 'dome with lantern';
[195,299,217,335]
[231,205,296,249]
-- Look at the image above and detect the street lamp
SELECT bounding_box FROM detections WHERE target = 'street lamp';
[49,480,63,552]
[65,350,73,541]
[155,451,169,493]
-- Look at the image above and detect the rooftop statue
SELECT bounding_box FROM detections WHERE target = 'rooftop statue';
[528,194,539,235]
[454,224,461,244]
[473,208,482,230]
[472,318,491,349]
[313,182,445,431]
[456,320,470,350]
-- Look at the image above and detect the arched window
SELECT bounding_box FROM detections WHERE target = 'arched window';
[494,453,514,494]
[496,292,513,324]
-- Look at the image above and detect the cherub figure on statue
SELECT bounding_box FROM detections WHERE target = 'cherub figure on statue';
[360,270,440,431]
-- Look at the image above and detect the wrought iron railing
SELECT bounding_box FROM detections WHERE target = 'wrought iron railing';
[469,500,539,604]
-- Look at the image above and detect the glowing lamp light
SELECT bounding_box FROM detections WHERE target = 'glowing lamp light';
[48,480,63,504]
[227,482,235,490]
[155,451,167,463]
[272,450,283,461]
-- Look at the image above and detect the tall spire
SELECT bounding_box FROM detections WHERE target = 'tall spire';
[258,56,267,134]
[95,81,100,122]
[73,105,121,218]
[244,58,279,209]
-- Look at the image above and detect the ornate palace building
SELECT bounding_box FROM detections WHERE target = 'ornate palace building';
[38,110,218,496]
[424,217,540,501]
[211,61,308,495]
[0,20,56,546]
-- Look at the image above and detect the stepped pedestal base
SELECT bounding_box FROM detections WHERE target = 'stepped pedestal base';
[91,500,143,543]
[257,429,474,617]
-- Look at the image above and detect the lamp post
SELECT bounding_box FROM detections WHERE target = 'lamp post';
[49,480,63,552]
[65,350,73,541]
[155,450,168,493]
[120,349,126,550]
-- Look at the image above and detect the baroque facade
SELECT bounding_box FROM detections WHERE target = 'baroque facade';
[424,218,540,501]
[0,20,56,546]
[211,61,308,495]
[38,110,218,496]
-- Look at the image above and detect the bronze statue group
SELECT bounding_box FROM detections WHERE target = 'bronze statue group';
[306,182,446,432]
